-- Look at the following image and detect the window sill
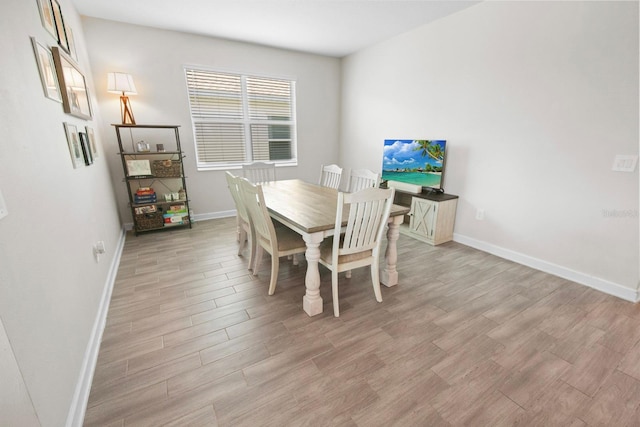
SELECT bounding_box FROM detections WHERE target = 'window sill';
[196,160,298,172]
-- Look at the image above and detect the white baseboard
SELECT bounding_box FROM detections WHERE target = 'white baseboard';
[453,233,639,303]
[122,210,236,230]
[65,228,127,427]
[192,210,235,222]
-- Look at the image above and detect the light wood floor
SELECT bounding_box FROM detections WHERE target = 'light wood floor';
[85,217,640,426]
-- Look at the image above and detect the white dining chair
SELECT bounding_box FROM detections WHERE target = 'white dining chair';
[242,162,276,184]
[225,171,255,270]
[318,164,343,189]
[318,187,395,317]
[238,177,307,295]
[347,168,380,192]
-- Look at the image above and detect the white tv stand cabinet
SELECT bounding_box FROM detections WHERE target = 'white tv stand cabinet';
[392,189,458,245]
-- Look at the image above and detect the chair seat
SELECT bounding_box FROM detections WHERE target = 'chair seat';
[275,226,306,253]
[319,237,372,264]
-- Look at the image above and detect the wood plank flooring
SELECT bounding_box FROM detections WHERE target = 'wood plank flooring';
[85,217,640,426]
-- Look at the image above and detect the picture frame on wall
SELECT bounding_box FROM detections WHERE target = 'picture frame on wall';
[36,0,57,39]
[85,126,98,158]
[30,37,62,103]
[79,132,93,165]
[52,46,92,120]
[50,0,69,53]
[63,122,84,168]
[66,27,78,61]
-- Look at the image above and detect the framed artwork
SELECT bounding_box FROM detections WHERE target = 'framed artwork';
[79,132,93,165]
[37,0,57,39]
[66,27,77,61]
[52,47,92,120]
[126,159,152,176]
[85,126,98,158]
[30,37,62,102]
[63,122,84,168]
[50,0,69,53]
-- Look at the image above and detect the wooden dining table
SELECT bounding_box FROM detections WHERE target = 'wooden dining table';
[260,179,410,316]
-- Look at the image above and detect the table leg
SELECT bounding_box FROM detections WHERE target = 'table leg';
[302,232,324,316]
[381,216,403,287]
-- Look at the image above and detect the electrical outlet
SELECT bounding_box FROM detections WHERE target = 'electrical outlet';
[612,155,638,172]
[93,241,106,262]
[476,208,485,220]
[0,189,7,220]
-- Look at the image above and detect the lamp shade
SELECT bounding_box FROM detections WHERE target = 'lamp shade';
[107,72,137,95]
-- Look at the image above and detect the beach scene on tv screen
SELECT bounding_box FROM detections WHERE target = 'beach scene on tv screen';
[382,139,446,187]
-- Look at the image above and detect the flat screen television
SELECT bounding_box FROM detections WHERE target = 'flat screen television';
[381,139,447,192]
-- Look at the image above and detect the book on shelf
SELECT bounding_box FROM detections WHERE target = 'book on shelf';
[134,205,157,215]
[136,187,155,196]
[134,195,157,203]
[163,213,188,224]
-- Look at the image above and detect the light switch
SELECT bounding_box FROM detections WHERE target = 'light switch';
[0,189,7,220]
[612,155,638,172]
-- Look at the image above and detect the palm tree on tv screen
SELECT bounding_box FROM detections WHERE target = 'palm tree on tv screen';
[414,140,444,162]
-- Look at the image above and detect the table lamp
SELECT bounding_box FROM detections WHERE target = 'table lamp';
[107,72,137,125]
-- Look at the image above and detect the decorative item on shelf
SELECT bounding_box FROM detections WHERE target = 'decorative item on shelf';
[125,159,151,176]
[136,140,150,152]
[156,143,165,152]
[178,187,186,201]
[152,159,181,177]
[107,72,137,124]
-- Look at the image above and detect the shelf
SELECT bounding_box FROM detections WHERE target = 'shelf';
[126,175,183,180]
[131,200,188,208]
[112,124,181,129]
[115,124,191,235]
[119,151,182,156]
[136,222,190,233]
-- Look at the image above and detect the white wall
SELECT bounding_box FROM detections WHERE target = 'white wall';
[0,0,123,425]
[341,1,639,297]
[81,17,342,224]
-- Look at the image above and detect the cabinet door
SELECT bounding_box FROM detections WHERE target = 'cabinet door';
[409,198,437,239]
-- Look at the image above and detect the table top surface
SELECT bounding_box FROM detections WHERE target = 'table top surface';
[261,179,410,234]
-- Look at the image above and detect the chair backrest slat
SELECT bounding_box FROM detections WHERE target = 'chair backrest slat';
[334,187,395,257]
[347,169,380,192]
[225,171,249,224]
[319,164,343,189]
[238,177,276,246]
[243,162,276,184]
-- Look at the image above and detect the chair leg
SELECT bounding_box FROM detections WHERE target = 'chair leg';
[332,270,340,317]
[268,253,279,295]
[238,228,247,256]
[252,246,263,276]
[370,259,383,303]
[292,253,299,266]
[345,269,352,278]
[247,232,255,272]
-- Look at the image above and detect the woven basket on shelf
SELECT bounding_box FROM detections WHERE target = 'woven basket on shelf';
[152,159,181,177]
[135,212,164,231]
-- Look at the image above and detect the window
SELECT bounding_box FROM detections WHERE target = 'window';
[185,68,297,170]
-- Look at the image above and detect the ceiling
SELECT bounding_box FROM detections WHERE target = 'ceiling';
[71,0,480,58]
